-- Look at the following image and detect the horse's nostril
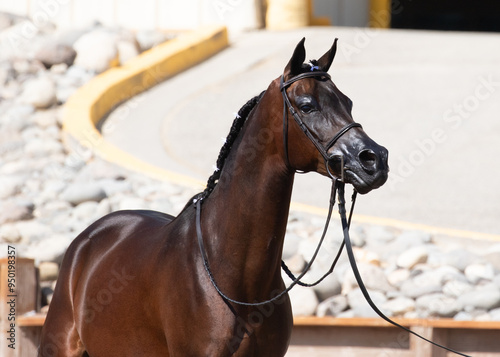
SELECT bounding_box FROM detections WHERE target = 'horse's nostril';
[358,149,377,169]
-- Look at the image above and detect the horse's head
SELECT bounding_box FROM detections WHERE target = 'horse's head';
[280,38,389,194]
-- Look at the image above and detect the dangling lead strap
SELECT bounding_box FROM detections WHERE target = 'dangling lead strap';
[281,180,345,287]
[336,182,471,357]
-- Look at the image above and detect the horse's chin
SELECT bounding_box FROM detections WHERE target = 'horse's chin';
[344,169,388,195]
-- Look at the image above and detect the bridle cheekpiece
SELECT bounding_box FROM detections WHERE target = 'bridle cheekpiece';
[279,70,362,179]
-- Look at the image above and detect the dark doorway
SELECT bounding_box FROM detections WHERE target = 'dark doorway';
[391,0,500,32]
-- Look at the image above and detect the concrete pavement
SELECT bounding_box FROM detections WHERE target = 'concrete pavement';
[102,27,500,236]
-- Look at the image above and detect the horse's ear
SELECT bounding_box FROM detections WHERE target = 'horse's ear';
[316,38,338,72]
[284,38,306,77]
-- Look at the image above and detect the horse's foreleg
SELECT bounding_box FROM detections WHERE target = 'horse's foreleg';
[38,262,87,356]
[38,320,86,357]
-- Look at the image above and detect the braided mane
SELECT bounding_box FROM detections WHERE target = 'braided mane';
[197,90,266,200]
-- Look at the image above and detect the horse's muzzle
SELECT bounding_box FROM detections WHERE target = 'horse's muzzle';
[329,144,389,194]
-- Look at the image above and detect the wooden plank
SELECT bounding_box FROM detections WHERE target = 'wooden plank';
[0,257,39,357]
[14,308,500,357]
[18,314,46,327]
[286,345,414,357]
[293,316,413,327]
[293,316,500,330]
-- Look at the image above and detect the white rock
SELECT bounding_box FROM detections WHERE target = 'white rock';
[32,110,58,128]
[0,224,21,243]
[342,262,395,294]
[35,41,76,68]
[282,254,305,274]
[347,287,388,318]
[365,225,395,243]
[310,269,342,301]
[494,275,500,289]
[484,251,500,272]
[349,225,366,247]
[15,220,51,243]
[95,199,112,218]
[117,40,139,65]
[39,261,59,281]
[400,275,441,299]
[24,138,64,157]
[73,29,119,73]
[443,280,474,298]
[289,285,318,317]
[0,177,21,199]
[316,294,348,317]
[118,197,148,210]
[458,286,500,310]
[0,200,34,224]
[387,268,411,287]
[416,293,462,317]
[397,246,429,269]
[282,233,301,259]
[454,311,475,321]
[0,160,28,176]
[1,104,34,131]
[51,63,69,74]
[72,201,99,222]
[382,296,415,316]
[135,30,171,51]
[21,76,57,109]
[61,182,107,205]
[465,263,496,284]
[40,181,68,201]
[396,230,432,246]
[441,249,479,271]
[353,247,380,265]
[490,307,500,321]
[23,234,73,264]
[56,84,77,104]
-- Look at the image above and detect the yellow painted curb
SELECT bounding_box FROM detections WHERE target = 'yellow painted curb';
[62,25,228,187]
[62,24,499,242]
[291,201,500,242]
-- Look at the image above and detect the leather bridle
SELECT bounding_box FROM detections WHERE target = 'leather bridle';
[194,70,470,357]
[279,70,362,177]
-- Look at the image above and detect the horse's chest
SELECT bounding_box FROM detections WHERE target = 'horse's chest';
[222,303,293,356]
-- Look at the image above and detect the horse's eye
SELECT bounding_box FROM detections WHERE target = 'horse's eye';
[300,104,314,114]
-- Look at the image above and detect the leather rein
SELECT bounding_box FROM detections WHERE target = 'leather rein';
[194,71,470,357]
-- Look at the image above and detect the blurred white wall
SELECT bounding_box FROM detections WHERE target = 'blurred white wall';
[0,0,372,33]
[0,0,264,32]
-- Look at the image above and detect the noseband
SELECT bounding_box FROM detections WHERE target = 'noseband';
[279,71,362,177]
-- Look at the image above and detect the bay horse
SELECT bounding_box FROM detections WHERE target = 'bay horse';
[39,38,388,356]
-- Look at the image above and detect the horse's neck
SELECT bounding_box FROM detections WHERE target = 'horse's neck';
[202,93,293,292]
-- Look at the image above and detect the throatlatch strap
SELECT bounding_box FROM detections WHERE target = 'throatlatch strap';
[336,182,471,357]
